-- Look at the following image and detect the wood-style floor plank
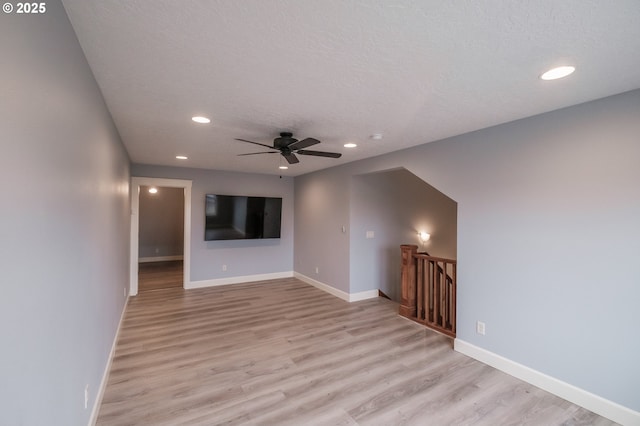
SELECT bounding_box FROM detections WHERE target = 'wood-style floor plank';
[97,276,618,425]
[138,260,183,292]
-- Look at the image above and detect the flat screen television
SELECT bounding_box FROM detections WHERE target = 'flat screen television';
[205,194,282,241]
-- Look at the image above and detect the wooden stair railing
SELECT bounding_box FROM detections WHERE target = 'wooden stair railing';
[400,244,457,337]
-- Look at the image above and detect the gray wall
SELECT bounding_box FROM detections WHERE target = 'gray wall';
[0,2,131,425]
[294,90,640,411]
[295,169,352,292]
[139,186,184,259]
[132,165,294,281]
[350,169,457,299]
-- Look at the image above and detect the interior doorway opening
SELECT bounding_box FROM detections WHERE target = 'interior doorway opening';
[129,177,192,296]
[137,185,185,292]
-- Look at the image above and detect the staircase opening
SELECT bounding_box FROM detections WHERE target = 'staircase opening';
[349,167,457,306]
[400,244,457,337]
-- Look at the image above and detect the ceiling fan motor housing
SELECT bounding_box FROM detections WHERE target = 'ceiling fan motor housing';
[274,132,296,149]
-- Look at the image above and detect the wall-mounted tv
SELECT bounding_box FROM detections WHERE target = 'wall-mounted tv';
[205,194,282,241]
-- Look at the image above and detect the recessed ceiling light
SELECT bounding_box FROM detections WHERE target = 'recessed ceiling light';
[370,134,383,140]
[176,155,188,160]
[191,116,210,124]
[148,187,158,194]
[540,66,575,80]
[279,165,288,170]
[344,143,357,148]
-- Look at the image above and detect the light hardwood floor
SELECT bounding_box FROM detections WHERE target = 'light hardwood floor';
[138,260,183,292]
[97,277,617,425]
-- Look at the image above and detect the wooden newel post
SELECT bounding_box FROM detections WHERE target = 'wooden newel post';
[399,244,418,318]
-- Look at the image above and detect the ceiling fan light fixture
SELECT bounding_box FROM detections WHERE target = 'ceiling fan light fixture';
[540,66,575,80]
[191,116,211,124]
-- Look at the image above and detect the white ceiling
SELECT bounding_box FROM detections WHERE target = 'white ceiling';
[61,0,640,176]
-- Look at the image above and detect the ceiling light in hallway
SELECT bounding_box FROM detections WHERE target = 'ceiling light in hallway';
[540,66,575,80]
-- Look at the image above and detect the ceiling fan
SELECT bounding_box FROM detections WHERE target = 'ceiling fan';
[236,132,342,164]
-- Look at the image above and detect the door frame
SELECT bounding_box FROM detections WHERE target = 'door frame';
[130,177,192,296]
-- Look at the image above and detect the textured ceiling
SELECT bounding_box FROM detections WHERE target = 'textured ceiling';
[61,0,640,176]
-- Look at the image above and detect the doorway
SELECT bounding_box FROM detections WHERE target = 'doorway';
[129,177,192,296]
[138,185,184,292]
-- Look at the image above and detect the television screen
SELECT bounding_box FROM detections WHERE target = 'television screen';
[205,194,282,241]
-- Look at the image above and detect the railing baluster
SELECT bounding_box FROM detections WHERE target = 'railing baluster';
[433,261,437,324]
[438,262,447,327]
[422,259,433,324]
[417,258,424,320]
[439,261,443,326]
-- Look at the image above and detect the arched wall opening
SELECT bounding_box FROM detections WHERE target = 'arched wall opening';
[349,167,457,301]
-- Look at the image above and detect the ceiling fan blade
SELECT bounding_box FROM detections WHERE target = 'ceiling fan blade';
[283,152,300,164]
[288,137,320,150]
[296,149,342,159]
[238,151,278,156]
[235,138,277,150]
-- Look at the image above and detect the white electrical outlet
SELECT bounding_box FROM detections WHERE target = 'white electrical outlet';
[315,267,319,274]
[476,321,486,335]
[222,264,227,271]
[84,385,89,409]
[366,231,375,239]
[124,287,127,298]
[155,248,160,254]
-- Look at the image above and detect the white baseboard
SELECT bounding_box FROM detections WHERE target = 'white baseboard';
[293,272,379,303]
[187,271,294,289]
[454,339,640,426]
[138,255,183,263]
[89,296,128,426]
[348,289,380,302]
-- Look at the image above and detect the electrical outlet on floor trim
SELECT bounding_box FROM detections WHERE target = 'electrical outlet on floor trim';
[476,321,486,335]
[222,264,227,272]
